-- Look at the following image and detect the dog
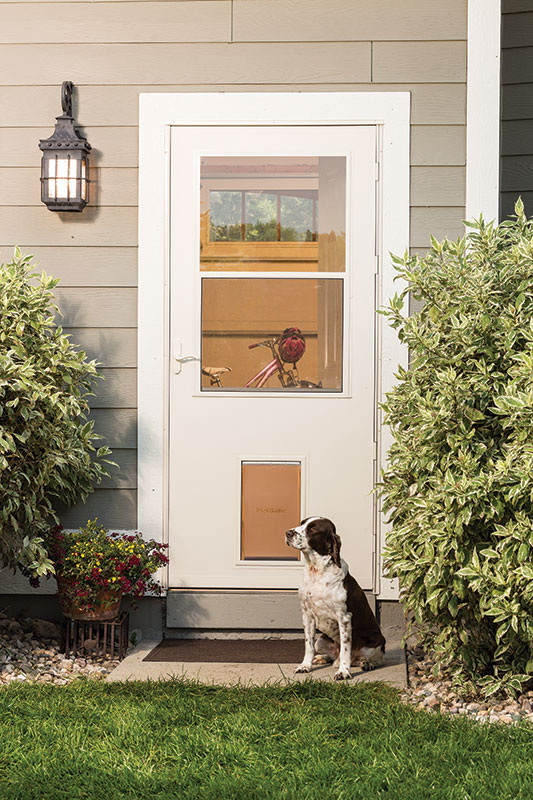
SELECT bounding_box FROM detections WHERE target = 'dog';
[285,516,386,680]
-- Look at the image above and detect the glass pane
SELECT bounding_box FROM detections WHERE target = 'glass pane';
[201,278,343,391]
[210,191,242,241]
[241,462,301,560]
[281,194,315,241]
[200,156,345,272]
[245,192,278,240]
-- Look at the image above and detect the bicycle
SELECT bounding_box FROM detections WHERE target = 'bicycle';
[202,328,323,389]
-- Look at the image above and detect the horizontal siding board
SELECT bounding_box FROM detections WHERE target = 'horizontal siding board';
[0,128,138,168]
[0,43,372,85]
[90,168,138,206]
[0,169,40,206]
[55,489,137,529]
[501,83,533,119]
[411,167,465,206]
[0,568,57,595]
[55,288,137,327]
[0,2,231,44]
[501,119,533,155]
[500,191,533,218]
[501,12,533,47]
[501,155,533,191]
[3,0,224,3]
[233,0,466,42]
[0,83,465,126]
[90,408,137,449]
[502,1,533,14]
[89,368,137,408]
[100,449,137,489]
[3,0,227,3]
[410,207,465,248]
[0,168,138,207]
[372,41,466,83]
[0,247,137,286]
[502,47,533,84]
[64,327,137,367]
[0,207,137,247]
[411,126,465,166]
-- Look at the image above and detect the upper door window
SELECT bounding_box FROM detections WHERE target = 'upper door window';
[200,156,346,272]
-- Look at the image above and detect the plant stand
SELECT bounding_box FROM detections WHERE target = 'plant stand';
[63,612,129,661]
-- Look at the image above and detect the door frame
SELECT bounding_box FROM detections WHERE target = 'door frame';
[138,92,410,599]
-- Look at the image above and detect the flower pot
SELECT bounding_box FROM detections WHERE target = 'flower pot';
[56,574,122,621]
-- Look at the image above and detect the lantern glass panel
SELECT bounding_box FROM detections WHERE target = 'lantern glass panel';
[48,156,80,199]
[81,159,87,201]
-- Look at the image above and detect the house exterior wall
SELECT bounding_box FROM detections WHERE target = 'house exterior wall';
[500,0,533,219]
[0,0,466,595]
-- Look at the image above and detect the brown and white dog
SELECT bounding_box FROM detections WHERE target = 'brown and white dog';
[285,516,386,680]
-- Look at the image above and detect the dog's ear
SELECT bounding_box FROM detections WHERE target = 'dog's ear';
[330,531,342,568]
[322,518,341,567]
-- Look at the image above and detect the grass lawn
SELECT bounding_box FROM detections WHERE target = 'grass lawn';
[0,679,532,800]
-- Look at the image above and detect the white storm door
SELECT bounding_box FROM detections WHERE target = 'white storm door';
[168,125,377,590]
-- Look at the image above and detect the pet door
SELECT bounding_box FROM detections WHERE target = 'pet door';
[241,462,301,561]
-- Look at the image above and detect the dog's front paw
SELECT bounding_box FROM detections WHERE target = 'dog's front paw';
[294,663,311,674]
[361,660,375,672]
[333,667,352,681]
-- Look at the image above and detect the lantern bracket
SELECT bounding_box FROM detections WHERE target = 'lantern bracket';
[61,81,73,117]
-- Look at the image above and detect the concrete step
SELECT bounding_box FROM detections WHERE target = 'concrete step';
[108,638,407,688]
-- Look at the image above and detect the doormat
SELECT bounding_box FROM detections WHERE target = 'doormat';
[143,638,304,663]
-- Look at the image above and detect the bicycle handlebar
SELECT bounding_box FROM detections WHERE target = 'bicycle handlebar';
[248,338,278,350]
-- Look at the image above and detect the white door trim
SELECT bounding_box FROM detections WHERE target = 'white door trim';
[466,0,501,222]
[137,92,410,598]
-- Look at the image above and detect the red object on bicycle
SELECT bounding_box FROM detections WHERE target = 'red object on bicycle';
[278,327,306,364]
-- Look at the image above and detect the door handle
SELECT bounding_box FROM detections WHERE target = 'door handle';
[175,355,200,363]
[174,355,200,374]
[173,340,200,374]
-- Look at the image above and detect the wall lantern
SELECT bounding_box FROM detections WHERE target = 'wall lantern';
[39,81,91,212]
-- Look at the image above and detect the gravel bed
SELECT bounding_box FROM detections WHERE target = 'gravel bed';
[0,611,121,686]
[401,644,533,725]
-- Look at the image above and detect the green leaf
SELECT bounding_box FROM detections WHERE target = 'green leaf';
[448,597,458,618]
[464,407,485,422]
[517,543,529,562]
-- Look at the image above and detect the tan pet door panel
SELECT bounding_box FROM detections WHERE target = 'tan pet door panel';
[241,462,301,561]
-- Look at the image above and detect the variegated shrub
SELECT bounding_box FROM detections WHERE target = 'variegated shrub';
[380,201,533,697]
[0,250,113,582]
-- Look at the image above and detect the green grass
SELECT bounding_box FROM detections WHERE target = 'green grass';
[0,679,532,800]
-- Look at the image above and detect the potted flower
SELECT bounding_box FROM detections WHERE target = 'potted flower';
[40,519,169,621]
